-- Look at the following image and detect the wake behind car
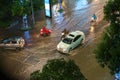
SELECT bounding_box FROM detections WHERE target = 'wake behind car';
[0,36,25,50]
[57,30,85,54]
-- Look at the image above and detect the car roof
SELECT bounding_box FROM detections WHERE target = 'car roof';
[67,31,84,39]
[2,36,22,41]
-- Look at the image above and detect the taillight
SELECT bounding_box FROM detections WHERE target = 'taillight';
[49,30,51,32]
[41,29,43,31]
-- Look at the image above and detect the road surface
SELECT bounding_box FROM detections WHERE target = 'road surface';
[0,0,113,80]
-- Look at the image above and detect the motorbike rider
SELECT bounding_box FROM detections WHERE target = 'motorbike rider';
[91,14,97,22]
[39,27,51,37]
[61,28,69,40]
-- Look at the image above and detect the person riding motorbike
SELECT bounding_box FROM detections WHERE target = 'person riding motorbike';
[40,27,51,37]
[61,28,69,40]
[91,14,97,22]
[90,14,97,26]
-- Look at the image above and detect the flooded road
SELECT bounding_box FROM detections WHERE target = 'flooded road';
[0,0,113,80]
[52,0,106,47]
[53,0,105,32]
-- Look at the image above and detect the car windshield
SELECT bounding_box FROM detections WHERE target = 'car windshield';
[62,38,73,44]
[0,37,21,43]
[1,38,11,43]
[69,34,74,37]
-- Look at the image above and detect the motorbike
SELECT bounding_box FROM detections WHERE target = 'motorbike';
[90,17,97,26]
[61,32,66,40]
[39,27,51,37]
[61,29,69,40]
[90,14,97,26]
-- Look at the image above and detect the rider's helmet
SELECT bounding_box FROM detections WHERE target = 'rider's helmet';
[92,14,97,20]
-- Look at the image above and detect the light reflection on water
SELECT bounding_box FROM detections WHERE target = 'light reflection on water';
[24,31,33,46]
[46,19,52,29]
[75,0,89,10]
[89,26,94,33]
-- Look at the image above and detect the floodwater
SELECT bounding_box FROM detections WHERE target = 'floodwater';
[0,0,113,80]
[52,0,106,32]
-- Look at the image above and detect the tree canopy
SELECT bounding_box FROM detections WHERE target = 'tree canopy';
[104,0,120,24]
[94,0,120,75]
[0,0,44,27]
[0,0,59,27]
[30,58,86,80]
[0,0,13,27]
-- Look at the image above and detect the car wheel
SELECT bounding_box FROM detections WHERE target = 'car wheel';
[68,48,72,53]
[81,39,84,44]
[43,33,47,37]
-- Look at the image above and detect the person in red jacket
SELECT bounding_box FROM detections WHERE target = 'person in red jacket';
[40,27,51,36]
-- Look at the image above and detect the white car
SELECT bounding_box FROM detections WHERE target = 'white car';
[57,31,85,54]
[0,36,25,50]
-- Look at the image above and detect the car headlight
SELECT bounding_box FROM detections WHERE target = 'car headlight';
[63,48,67,52]
[57,45,60,49]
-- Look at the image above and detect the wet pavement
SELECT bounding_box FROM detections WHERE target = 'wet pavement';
[0,0,114,80]
[69,20,113,80]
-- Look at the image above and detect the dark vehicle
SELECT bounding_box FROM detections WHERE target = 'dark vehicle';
[0,36,25,50]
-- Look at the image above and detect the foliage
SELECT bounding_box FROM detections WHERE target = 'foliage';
[20,26,32,31]
[11,0,32,17]
[95,0,120,75]
[30,58,86,80]
[94,24,120,74]
[11,0,24,16]
[33,0,44,11]
[104,0,120,24]
[58,9,64,13]
[0,0,12,18]
[0,0,60,28]
[0,0,13,27]
[11,0,58,17]
[30,70,41,80]
[51,0,58,5]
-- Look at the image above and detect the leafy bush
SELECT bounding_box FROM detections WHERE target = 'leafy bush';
[30,58,86,80]
[94,24,120,74]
